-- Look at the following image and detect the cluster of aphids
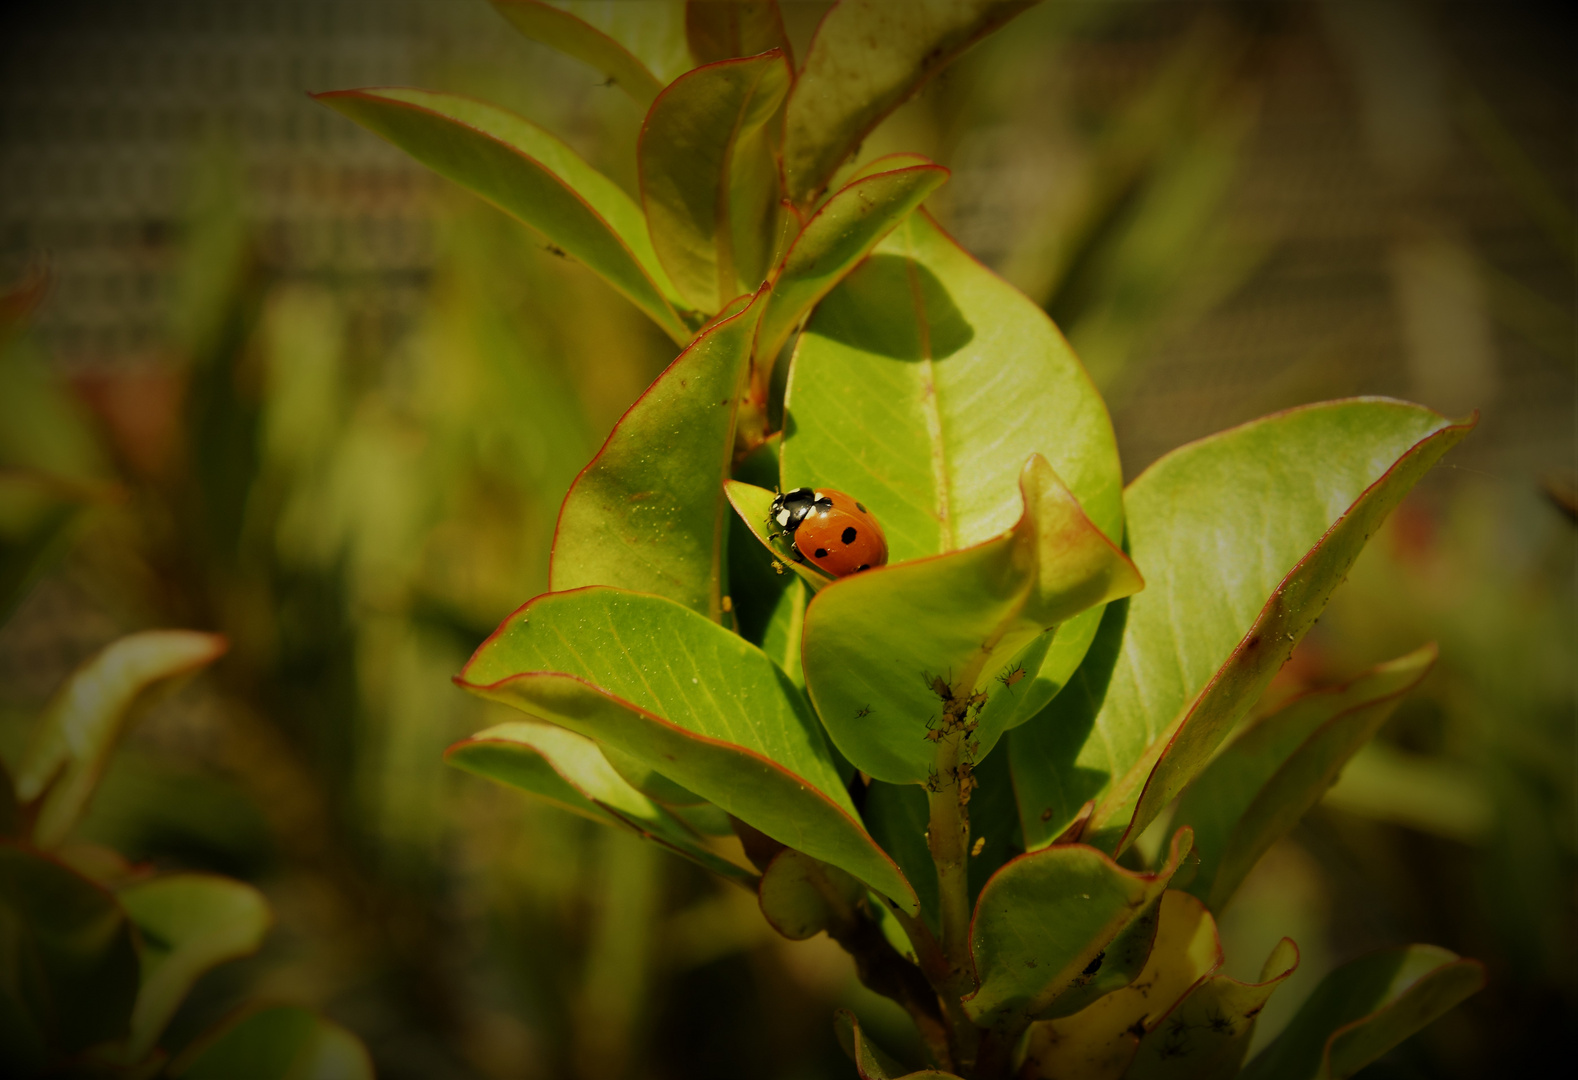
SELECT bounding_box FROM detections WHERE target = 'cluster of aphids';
[922,672,987,802]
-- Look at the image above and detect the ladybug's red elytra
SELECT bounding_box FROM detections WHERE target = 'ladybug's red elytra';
[768,487,888,578]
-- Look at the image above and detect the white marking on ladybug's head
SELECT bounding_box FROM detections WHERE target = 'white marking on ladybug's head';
[775,509,791,526]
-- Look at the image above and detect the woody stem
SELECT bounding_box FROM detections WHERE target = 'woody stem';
[927,728,979,1072]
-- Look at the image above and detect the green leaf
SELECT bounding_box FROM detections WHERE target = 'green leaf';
[686,0,794,66]
[458,586,918,912]
[1010,400,1474,852]
[1037,882,1166,1022]
[446,720,756,883]
[1174,646,1436,913]
[170,1004,373,1080]
[117,874,271,1063]
[756,158,950,366]
[16,631,228,850]
[1239,945,1485,1080]
[757,848,864,940]
[490,0,666,106]
[781,210,1124,732]
[1019,890,1223,1080]
[862,780,938,930]
[963,828,1191,1029]
[781,0,1038,205]
[834,1008,961,1080]
[640,51,792,313]
[800,455,1141,785]
[314,88,692,342]
[1128,937,1300,1080]
[0,843,140,1057]
[552,289,766,620]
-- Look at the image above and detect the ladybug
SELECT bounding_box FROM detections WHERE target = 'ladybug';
[768,487,888,577]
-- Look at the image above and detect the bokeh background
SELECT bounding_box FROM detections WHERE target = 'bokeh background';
[0,1,1571,1077]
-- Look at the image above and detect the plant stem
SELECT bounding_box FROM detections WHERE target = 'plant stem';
[927,729,981,1073]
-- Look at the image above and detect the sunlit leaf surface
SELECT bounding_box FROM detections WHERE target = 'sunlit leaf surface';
[1127,937,1299,1080]
[1020,890,1223,1080]
[458,587,917,910]
[447,720,756,882]
[800,455,1141,784]
[783,210,1124,734]
[315,88,692,341]
[553,290,766,620]
[1010,401,1473,851]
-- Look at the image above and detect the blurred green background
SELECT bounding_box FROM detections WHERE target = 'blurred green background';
[0,1,1571,1077]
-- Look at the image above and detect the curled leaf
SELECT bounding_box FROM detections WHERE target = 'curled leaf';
[446,720,756,883]
[491,0,666,106]
[800,455,1141,785]
[458,586,918,912]
[17,631,227,850]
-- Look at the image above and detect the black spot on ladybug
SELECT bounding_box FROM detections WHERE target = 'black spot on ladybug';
[841,526,857,544]
[814,548,828,559]
[857,564,870,571]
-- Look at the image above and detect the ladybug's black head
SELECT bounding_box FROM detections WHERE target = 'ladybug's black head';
[770,487,818,532]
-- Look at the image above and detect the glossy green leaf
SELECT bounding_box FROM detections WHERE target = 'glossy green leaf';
[314,88,692,342]
[1175,646,1436,913]
[1020,890,1223,1080]
[758,848,864,940]
[1128,937,1300,1080]
[686,0,793,66]
[0,843,139,1057]
[963,828,1191,1028]
[756,159,950,366]
[117,874,271,1063]
[640,52,791,313]
[552,289,766,620]
[1010,400,1474,852]
[781,210,1124,733]
[491,0,665,106]
[781,0,1037,205]
[801,455,1141,785]
[458,587,918,911]
[445,720,756,883]
[170,1004,373,1080]
[16,631,228,850]
[1239,945,1485,1080]
[600,743,708,806]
